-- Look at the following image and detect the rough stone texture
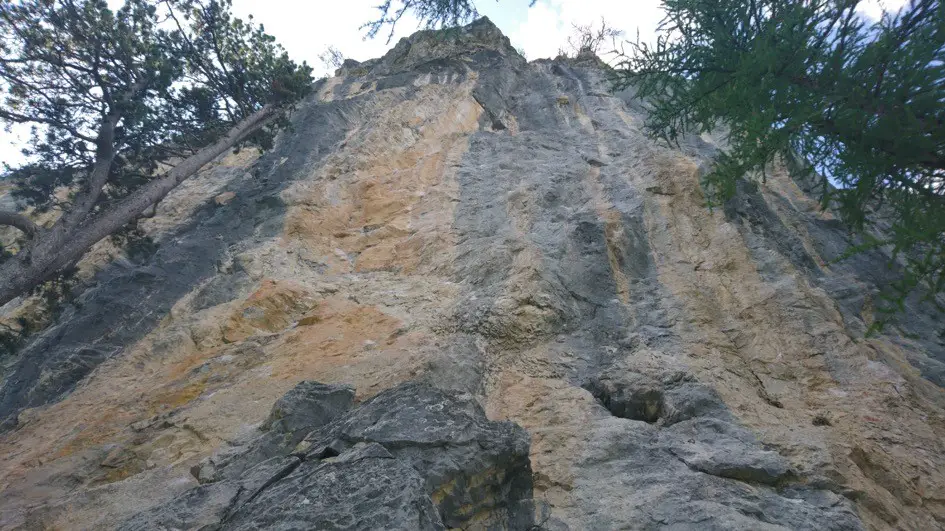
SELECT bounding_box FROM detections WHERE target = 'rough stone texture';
[261,380,354,435]
[584,370,735,425]
[119,481,242,531]
[120,380,530,530]
[225,444,445,531]
[295,382,534,529]
[2,17,945,530]
[189,380,354,484]
[659,417,791,485]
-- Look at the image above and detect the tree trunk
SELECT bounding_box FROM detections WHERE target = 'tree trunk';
[0,105,280,308]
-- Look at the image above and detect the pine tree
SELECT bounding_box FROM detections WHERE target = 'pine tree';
[0,0,311,307]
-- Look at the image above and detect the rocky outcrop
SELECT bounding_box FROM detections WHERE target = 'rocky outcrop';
[1,17,945,530]
[120,381,532,530]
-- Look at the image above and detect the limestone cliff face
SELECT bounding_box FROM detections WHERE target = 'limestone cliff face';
[1,18,945,530]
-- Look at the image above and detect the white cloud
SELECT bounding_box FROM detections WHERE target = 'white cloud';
[229,0,667,70]
[858,0,912,20]
[229,0,423,77]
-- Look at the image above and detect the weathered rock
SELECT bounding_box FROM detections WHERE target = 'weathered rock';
[660,417,791,485]
[661,381,736,426]
[192,381,354,484]
[124,381,532,530]
[296,382,534,529]
[584,370,734,426]
[118,482,241,531]
[229,443,445,530]
[568,416,861,530]
[228,455,302,511]
[261,380,355,436]
[213,191,236,206]
[584,372,667,423]
[572,367,845,528]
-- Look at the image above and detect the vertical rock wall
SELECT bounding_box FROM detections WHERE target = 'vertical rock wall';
[1,18,943,530]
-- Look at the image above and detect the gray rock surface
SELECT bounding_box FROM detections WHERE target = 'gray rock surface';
[584,370,735,425]
[0,74,349,430]
[296,382,534,529]
[569,365,858,530]
[119,482,241,531]
[261,380,355,437]
[572,419,861,531]
[122,380,532,530]
[189,380,355,484]
[659,417,791,485]
[228,443,445,531]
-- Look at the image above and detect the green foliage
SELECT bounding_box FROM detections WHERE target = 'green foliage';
[0,0,312,214]
[0,319,29,358]
[32,264,80,310]
[0,0,311,311]
[0,266,78,357]
[613,0,945,326]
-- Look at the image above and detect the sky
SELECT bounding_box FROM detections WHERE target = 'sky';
[0,0,912,166]
[228,0,909,76]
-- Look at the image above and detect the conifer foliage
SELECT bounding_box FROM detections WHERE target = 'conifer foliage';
[612,0,944,323]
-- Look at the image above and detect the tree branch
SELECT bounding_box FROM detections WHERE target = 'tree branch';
[65,105,280,257]
[0,210,38,238]
[0,108,97,143]
[60,79,147,228]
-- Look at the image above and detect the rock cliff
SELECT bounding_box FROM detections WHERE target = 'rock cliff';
[1,17,945,530]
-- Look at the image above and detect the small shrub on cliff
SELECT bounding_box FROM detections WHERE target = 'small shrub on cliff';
[558,19,624,59]
[318,45,346,72]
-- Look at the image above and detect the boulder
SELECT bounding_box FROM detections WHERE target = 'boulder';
[261,380,355,437]
[122,381,533,530]
[226,443,446,531]
[296,382,534,529]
